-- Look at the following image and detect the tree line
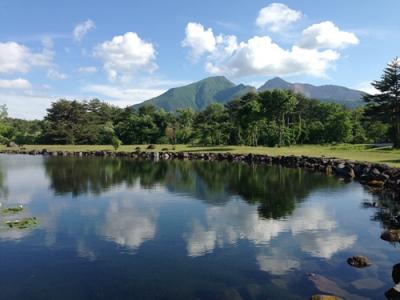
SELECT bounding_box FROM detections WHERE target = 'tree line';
[0,58,398,148]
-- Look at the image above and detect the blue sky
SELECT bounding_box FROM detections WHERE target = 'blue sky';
[0,0,399,119]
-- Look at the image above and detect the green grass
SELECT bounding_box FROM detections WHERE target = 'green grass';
[1,144,400,167]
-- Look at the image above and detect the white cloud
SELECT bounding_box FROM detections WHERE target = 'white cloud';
[256,3,302,32]
[41,36,54,49]
[73,19,95,42]
[78,66,97,74]
[299,21,359,49]
[0,78,31,89]
[94,32,157,81]
[182,22,217,59]
[183,17,359,78]
[47,69,68,80]
[355,81,378,95]
[82,84,164,106]
[205,35,339,78]
[0,42,53,74]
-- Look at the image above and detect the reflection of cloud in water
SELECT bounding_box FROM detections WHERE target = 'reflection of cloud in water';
[186,222,217,257]
[77,240,97,261]
[101,199,157,250]
[186,200,356,261]
[299,233,357,259]
[257,255,300,275]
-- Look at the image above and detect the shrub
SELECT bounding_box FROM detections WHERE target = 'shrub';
[111,136,122,150]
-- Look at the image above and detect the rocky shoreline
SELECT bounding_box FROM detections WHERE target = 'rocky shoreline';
[1,148,400,198]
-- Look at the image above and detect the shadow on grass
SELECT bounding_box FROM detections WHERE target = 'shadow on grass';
[380,159,400,164]
[186,146,236,152]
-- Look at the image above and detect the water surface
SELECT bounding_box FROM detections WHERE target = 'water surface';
[0,155,398,299]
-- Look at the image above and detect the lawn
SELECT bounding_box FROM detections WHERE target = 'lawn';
[1,144,400,167]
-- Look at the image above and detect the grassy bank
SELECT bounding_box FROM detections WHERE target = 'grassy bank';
[1,144,400,167]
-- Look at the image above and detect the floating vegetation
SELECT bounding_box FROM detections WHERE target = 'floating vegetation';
[1,205,24,214]
[5,217,39,229]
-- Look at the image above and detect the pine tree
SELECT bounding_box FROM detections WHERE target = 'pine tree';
[364,57,400,147]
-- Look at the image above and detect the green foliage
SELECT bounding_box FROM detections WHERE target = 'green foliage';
[0,83,390,147]
[133,76,254,111]
[112,136,122,150]
[364,57,400,147]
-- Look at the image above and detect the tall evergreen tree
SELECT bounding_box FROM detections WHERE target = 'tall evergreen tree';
[364,58,400,147]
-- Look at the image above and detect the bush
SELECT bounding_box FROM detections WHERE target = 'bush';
[111,136,121,150]
[161,148,168,151]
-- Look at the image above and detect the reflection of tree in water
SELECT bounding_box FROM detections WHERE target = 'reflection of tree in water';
[363,191,400,230]
[0,160,8,199]
[44,157,341,219]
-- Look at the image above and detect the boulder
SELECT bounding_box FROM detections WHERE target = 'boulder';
[6,141,17,147]
[310,296,343,300]
[381,229,400,243]
[347,256,371,268]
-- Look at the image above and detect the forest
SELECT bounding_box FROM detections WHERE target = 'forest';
[0,58,398,149]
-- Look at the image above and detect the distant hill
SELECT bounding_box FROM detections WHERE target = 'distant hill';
[133,76,255,111]
[258,77,365,108]
[133,76,365,111]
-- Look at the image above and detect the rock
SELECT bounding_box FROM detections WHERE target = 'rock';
[308,273,367,300]
[347,256,371,268]
[367,180,385,188]
[310,295,343,300]
[385,288,400,299]
[6,141,17,147]
[147,144,156,150]
[370,168,381,176]
[381,230,400,242]
[351,278,384,290]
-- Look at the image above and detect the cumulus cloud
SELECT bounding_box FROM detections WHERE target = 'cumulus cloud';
[0,42,53,74]
[256,3,302,32]
[94,32,157,81]
[299,21,359,49]
[0,78,31,89]
[182,19,358,77]
[206,35,339,77]
[182,22,217,59]
[73,19,95,42]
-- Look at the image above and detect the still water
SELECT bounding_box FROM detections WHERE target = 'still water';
[0,155,398,299]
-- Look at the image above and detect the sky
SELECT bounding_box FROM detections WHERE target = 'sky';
[0,0,399,119]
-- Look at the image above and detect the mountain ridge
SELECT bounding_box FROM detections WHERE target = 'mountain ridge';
[258,77,364,107]
[133,76,364,111]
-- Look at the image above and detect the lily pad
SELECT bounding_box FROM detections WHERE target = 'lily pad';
[6,217,38,229]
[1,205,24,214]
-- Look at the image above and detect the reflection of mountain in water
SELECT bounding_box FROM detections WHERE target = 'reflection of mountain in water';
[44,157,342,219]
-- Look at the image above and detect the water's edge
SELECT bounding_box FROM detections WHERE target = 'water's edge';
[1,149,399,198]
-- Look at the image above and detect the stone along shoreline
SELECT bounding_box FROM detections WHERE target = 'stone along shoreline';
[1,148,400,198]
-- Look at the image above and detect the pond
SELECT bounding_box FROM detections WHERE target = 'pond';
[0,155,398,299]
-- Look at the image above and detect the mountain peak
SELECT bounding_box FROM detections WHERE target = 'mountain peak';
[258,77,363,108]
[259,77,293,91]
[133,76,251,111]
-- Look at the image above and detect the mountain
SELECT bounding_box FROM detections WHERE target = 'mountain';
[258,77,365,108]
[133,76,255,111]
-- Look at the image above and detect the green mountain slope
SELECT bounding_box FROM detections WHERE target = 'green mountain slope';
[258,77,365,108]
[134,76,255,111]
